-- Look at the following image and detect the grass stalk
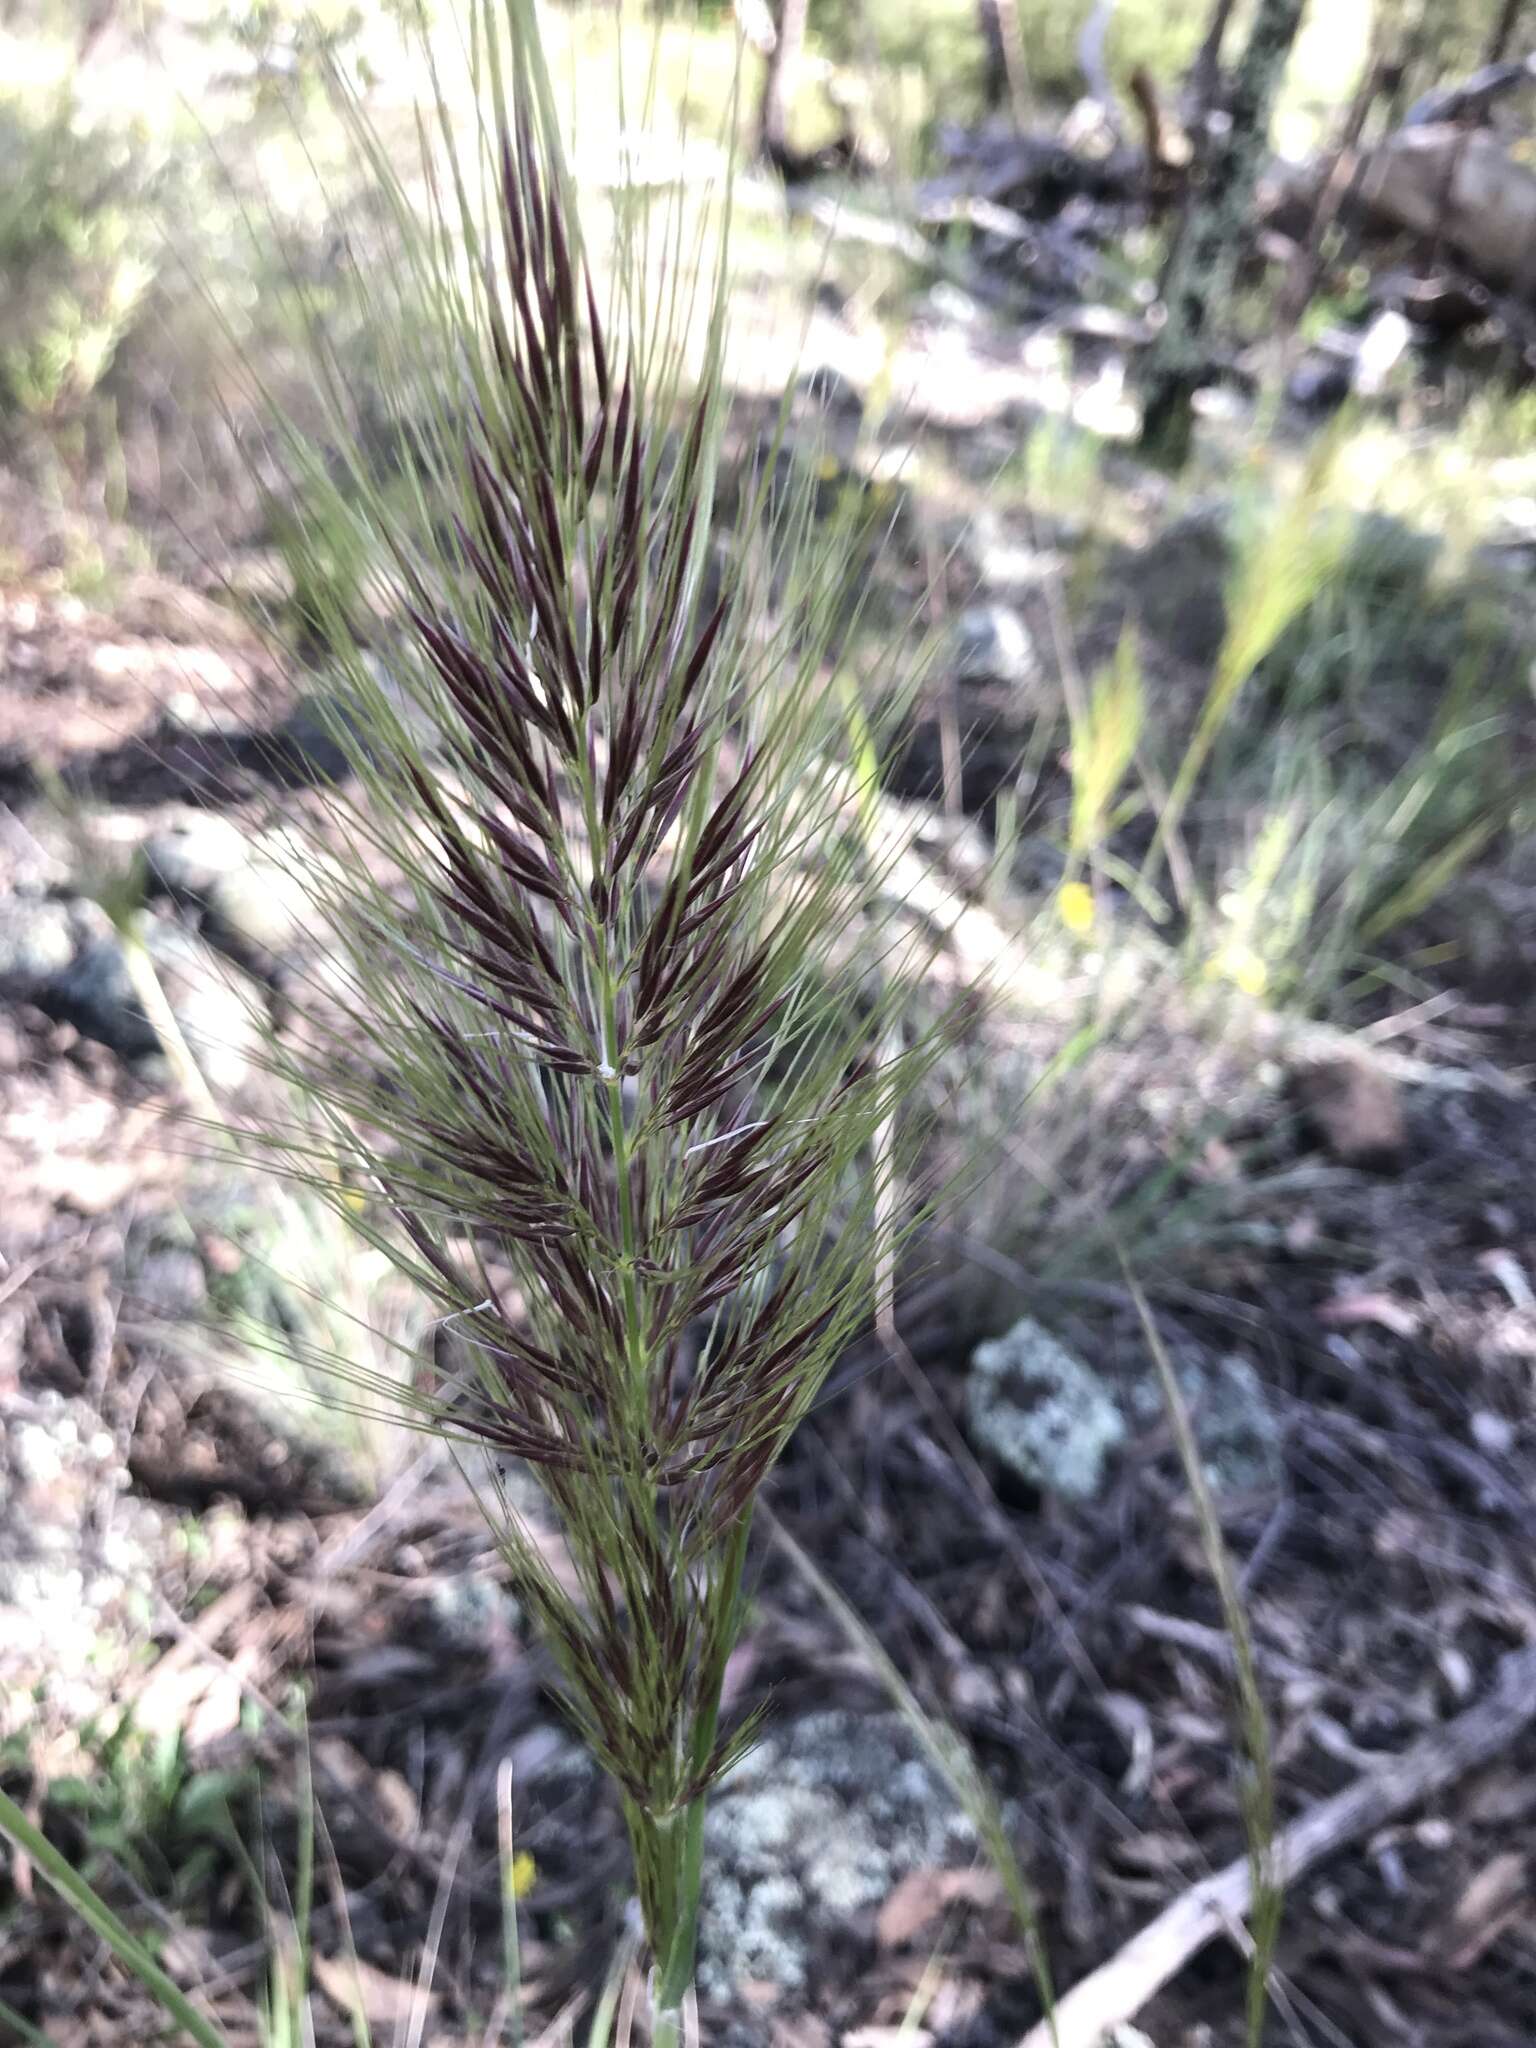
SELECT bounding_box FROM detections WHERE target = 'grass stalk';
[1123,1267,1280,2045]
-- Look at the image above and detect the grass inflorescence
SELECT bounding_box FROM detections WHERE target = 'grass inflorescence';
[221,0,958,2026]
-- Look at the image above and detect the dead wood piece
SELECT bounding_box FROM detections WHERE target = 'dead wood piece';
[919,138,1145,218]
[918,194,1038,243]
[1359,125,1536,291]
[1403,53,1536,129]
[1128,66,1190,201]
[1018,1641,1536,2048]
[1367,268,1492,330]
[1123,1604,1317,1690]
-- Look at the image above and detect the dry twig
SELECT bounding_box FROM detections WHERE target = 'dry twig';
[1019,1642,1536,2048]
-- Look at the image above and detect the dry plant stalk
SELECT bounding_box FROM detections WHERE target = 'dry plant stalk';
[237,1,955,2032]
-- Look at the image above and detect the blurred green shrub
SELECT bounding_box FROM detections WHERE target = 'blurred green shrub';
[0,88,166,421]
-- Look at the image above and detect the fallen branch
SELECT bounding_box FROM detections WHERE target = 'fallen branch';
[1403,51,1536,127]
[1019,1641,1536,2048]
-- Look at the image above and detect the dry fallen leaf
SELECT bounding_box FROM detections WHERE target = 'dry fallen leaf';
[1477,1248,1535,1310]
[772,2015,833,2048]
[1465,1771,1536,1826]
[313,1953,436,2027]
[876,1866,1005,1949]
[1443,1851,1528,1970]
[1317,1291,1422,1339]
[371,1765,420,1838]
[184,1647,260,1748]
[1292,1055,1405,1166]
[1112,1831,1205,1875]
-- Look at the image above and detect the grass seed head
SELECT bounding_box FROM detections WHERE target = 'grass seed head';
[239,0,951,1874]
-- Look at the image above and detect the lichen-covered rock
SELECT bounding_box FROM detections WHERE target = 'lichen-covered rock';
[0,1391,163,1734]
[967,1315,1126,1501]
[1126,1351,1282,1496]
[1195,1352,1281,1494]
[969,1315,1279,1505]
[697,1711,976,2005]
[1122,507,1232,670]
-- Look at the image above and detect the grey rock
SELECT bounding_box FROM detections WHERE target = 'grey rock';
[205,860,312,967]
[47,916,265,1093]
[952,602,1040,686]
[795,364,865,423]
[967,1315,1126,1501]
[48,938,160,1058]
[159,690,253,740]
[1195,1354,1282,1494]
[132,1246,210,1319]
[1287,352,1353,414]
[698,1710,976,2004]
[144,813,314,971]
[428,1572,522,1647]
[143,812,251,900]
[0,807,75,895]
[0,896,77,996]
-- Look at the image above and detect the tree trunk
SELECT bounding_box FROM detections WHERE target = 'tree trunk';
[977,0,1028,117]
[1188,0,1241,118]
[1275,34,1386,336]
[757,0,811,166]
[1137,0,1309,466]
[1483,0,1526,67]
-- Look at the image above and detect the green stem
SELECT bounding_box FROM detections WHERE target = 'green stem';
[649,1996,684,2048]
[649,1508,754,2027]
[620,1513,755,2042]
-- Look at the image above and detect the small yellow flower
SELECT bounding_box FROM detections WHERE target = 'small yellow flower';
[815,453,842,482]
[1057,880,1095,934]
[510,1850,537,1900]
[1210,940,1268,998]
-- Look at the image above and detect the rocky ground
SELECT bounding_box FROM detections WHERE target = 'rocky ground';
[5,321,1536,2048]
